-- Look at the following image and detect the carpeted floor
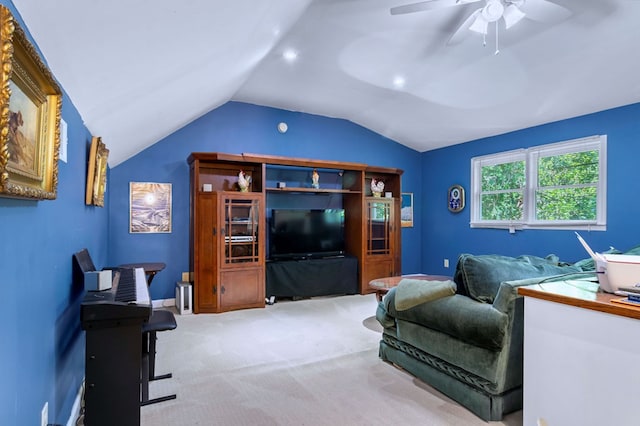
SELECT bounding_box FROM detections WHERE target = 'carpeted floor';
[141,294,523,425]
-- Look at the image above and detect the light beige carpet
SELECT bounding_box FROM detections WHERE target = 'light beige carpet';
[141,294,523,426]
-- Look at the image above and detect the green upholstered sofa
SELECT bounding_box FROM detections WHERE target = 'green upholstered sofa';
[376,253,592,421]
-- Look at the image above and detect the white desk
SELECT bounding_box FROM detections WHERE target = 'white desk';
[519,281,640,426]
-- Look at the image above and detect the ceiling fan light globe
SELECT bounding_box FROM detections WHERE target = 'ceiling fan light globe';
[482,0,504,22]
[469,14,489,34]
[503,4,526,29]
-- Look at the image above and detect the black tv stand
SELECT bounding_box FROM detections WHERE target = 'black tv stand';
[266,255,358,299]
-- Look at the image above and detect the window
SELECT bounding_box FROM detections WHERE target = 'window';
[471,135,607,231]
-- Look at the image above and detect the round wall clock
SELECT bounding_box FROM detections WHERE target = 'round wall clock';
[448,184,465,213]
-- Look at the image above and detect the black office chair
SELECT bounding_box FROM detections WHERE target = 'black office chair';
[140,309,177,406]
[74,248,98,275]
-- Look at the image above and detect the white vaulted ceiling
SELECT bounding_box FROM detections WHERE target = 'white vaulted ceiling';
[11,0,640,166]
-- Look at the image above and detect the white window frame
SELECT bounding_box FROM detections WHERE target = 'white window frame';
[471,135,607,231]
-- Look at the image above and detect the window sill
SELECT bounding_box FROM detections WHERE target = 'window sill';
[470,222,606,232]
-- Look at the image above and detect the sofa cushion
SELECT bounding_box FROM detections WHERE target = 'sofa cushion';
[387,290,509,351]
[454,253,582,303]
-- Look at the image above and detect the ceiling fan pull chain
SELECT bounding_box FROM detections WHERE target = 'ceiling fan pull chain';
[494,21,500,55]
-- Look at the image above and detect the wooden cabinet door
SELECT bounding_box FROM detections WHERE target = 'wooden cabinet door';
[194,194,218,313]
[216,192,265,312]
[219,194,262,268]
[362,197,397,292]
[363,258,394,285]
[220,268,265,311]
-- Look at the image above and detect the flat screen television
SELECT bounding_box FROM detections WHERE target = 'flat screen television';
[269,209,345,260]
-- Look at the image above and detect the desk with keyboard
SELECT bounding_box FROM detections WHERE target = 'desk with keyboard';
[116,262,165,286]
[81,268,151,426]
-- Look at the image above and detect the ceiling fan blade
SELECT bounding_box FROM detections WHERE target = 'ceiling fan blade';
[517,0,571,23]
[447,8,482,45]
[468,11,489,34]
[390,0,481,16]
[503,4,526,29]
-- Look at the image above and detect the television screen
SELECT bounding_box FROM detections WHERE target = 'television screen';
[270,209,345,260]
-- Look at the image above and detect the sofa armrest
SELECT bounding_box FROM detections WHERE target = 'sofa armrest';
[376,300,396,329]
[492,278,541,314]
[492,272,597,314]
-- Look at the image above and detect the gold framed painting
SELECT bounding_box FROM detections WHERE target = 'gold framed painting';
[129,182,172,233]
[0,6,62,200]
[85,136,109,206]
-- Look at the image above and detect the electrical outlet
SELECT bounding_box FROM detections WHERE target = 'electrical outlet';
[443,258,449,268]
[41,401,48,426]
[181,272,189,282]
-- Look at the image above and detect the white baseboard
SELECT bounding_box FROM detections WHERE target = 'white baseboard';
[66,381,84,426]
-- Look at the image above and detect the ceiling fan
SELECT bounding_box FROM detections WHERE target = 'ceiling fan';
[391,0,571,51]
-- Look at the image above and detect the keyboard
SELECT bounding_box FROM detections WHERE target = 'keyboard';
[81,267,152,325]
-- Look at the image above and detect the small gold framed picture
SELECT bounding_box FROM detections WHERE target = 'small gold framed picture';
[401,192,414,227]
[85,137,109,206]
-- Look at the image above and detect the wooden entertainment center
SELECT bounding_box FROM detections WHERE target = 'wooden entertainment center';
[188,152,403,313]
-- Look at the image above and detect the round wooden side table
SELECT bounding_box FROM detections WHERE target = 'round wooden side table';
[368,274,452,302]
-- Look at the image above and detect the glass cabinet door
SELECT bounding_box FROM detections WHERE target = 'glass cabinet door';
[222,196,260,264]
[366,199,391,256]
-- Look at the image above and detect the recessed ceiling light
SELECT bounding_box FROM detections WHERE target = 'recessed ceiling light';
[283,49,298,62]
[393,75,406,89]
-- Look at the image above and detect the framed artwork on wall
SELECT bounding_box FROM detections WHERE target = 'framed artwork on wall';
[448,184,465,213]
[129,182,172,233]
[401,192,413,228]
[85,136,109,206]
[0,5,62,200]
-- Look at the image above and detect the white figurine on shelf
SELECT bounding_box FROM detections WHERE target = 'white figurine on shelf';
[371,178,385,197]
[312,169,320,189]
[238,170,251,192]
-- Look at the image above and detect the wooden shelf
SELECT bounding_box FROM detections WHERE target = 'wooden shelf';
[190,151,403,306]
[266,187,361,194]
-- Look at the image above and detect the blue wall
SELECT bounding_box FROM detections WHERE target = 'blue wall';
[110,101,640,300]
[0,2,109,425]
[422,102,640,275]
[109,101,423,300]
[4,2,639,423]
